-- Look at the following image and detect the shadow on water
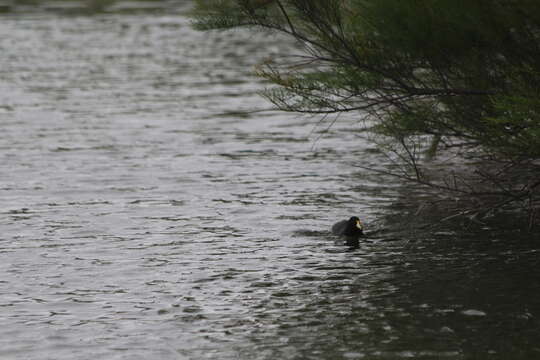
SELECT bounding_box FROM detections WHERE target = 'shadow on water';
[238,219,540,359]
[238,176,540,359]
[224,164,540,360]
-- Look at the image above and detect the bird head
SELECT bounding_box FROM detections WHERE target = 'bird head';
[349,216,363,230]
[345,216,364,235]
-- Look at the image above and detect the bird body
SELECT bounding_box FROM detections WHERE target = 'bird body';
[332,216,364,248]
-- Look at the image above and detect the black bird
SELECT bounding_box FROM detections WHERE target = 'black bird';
[331,216,364,248]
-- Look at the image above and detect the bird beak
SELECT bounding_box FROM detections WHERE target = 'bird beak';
[356,220,363,230]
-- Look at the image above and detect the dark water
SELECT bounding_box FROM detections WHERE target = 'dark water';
[1,3,539,359]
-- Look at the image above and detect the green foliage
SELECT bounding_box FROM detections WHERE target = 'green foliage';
[193,0,540,225]
[193,0,540,158]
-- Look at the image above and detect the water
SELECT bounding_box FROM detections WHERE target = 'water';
[1,3,540,359]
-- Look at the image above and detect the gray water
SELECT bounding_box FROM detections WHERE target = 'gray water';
[1,3,540,360]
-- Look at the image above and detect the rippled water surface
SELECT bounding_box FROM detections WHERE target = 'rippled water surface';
[1,3,540,360]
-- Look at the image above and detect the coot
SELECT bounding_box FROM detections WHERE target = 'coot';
[332,216,364,248]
